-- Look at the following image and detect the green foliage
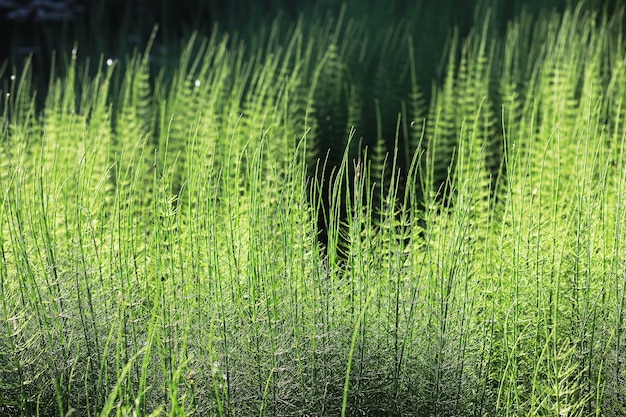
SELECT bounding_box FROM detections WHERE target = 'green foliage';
[1,1,626,416]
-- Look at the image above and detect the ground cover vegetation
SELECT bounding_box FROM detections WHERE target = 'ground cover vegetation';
[1,0,626,415]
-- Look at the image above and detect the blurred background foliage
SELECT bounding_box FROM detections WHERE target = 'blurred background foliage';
[1,0,621,94]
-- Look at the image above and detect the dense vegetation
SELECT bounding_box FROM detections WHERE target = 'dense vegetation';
[1,1,626,415]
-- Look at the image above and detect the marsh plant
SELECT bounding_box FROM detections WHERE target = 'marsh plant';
[1,1,626,416]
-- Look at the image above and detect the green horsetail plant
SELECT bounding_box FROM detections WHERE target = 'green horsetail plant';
[1,1,626,416]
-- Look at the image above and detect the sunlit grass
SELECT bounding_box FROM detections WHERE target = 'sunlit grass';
[1,2,626,416]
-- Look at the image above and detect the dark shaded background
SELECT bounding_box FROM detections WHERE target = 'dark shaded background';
[2,1,622,92]
[1,0,622,96]
[2,1,618,65]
